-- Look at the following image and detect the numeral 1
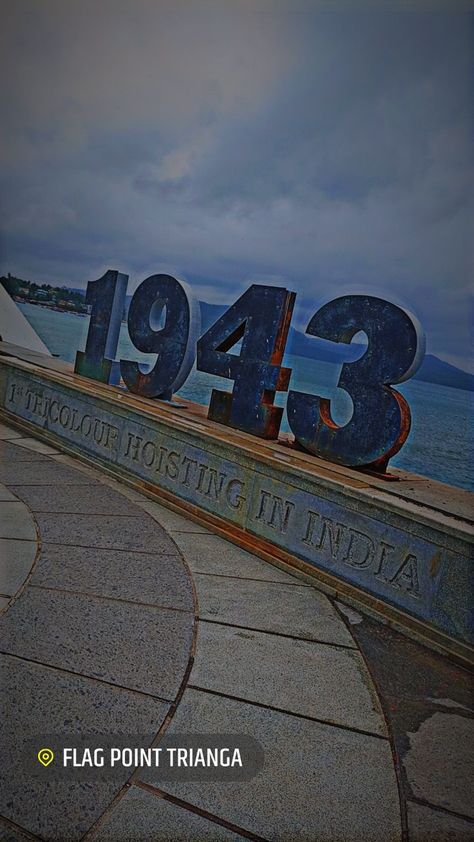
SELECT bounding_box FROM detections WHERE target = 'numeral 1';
[74,270,128,384]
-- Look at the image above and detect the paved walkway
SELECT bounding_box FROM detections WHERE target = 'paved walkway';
[0,421,472,842]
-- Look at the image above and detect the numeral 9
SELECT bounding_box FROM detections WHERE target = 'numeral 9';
[120,274,200,399]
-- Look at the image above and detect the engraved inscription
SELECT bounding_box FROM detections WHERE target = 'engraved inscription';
[7,384,119,453]
[6,370,457,627]
[301,507,421,598]
[123,432,247,512]
[255,490,295,534]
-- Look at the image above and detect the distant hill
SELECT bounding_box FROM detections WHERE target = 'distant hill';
[199,301,474,392]
[414,354,474,392]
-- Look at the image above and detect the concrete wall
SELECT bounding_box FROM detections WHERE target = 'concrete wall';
[0,351,472,665]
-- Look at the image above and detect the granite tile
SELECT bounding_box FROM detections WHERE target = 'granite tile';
[31,544,193,611]
[0,502,36,541]
[11,438,59,455]
[0,484,18,502]
[92,786,248,841]
[406,800,474,841]
[139,501,211,534]
[194,575,355,646]
[0,440,50,463]
[0,821,35,842]
[9,484,142,516]
[33,512,177,553]
[49,454,107,480]
[0,422,23,440]
[0,539,36,595]
[191,622,386,735]
[171,533,303,584]
[100,480,147,501]
[0,588,193,700]
[0,461,98,486]
[142,688,401,842]
[0,653,169,841]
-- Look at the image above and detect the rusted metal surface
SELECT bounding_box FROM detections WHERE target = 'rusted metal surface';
[73,275,427,467]
[121,274,200,400]
[287,295,425,469]
[197,284,295,439]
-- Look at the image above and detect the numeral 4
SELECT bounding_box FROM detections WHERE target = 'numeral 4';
[197,284,295,438]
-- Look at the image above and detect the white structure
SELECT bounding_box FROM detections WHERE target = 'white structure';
[0,285,51,355]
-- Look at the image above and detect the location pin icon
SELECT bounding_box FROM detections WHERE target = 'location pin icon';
[37,748,55,767]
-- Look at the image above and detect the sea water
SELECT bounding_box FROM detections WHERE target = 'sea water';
[17,302,473,491]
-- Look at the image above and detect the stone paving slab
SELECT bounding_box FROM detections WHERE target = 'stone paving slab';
[0,483,18,501]
[0,822,34,841]
[193,574,355,646]
[0,502,36,541]
[0,653,169,841]
[92,786,248,841]
[0,539,36,596]
[171,533,305,584]
[0,422,23,439]
[138,500,212,534]
[10,484,143,516]
[30,544,194,611]
[0,596,9,610]
[0,588,193,700]
[50,453,111,481]
[101,480,150,501]
[33,511,178,553]
[406,800,474,841]
[0,460,99,486]
[10,437,59,455]
[141,688,401,842]
[191,622,386,735]
[0,441,50,463]
[2,428,470,842]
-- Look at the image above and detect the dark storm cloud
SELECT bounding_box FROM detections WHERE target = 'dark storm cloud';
[0,0,472,367]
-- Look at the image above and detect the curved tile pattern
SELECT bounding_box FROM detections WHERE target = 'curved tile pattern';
[0,427,403,842]
[0,481,38,611]
[0,434,196,841]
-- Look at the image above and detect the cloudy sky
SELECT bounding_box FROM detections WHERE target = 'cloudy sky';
[1,0,472,369]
